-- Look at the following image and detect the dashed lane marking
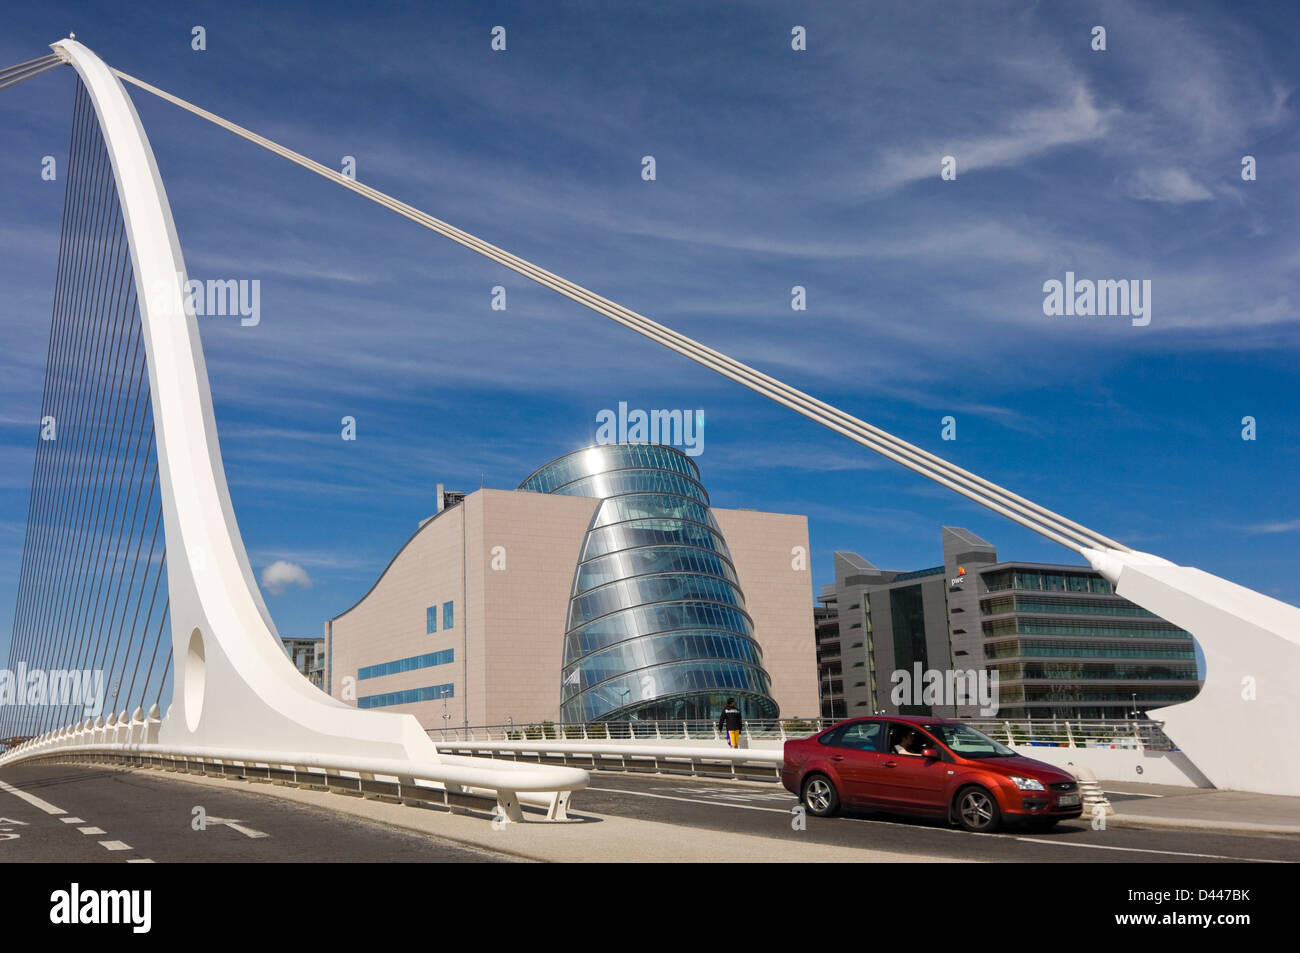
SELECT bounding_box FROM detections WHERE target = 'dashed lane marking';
[1,778,146,860]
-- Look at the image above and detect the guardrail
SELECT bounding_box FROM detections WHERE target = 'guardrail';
[431,717,1175,784]
[1,710,589,822]
[436,738,785,782]
[430,717,1175,751]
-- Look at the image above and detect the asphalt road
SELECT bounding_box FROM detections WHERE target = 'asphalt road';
[0,763,513,863]
[577,773,1300,863]
[2,763,1296,863]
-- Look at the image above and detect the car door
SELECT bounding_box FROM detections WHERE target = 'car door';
[826,720,889,808]
[878,722,952,815]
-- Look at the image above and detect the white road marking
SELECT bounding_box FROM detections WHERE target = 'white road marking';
[1011,838,1285,863]
[204,816,268,839]
[126,858,154,863]
[98,840,132,851]
[78,827,106,835]
[1103,790,1164,798]
[0,778,65,815]
[60,817,86,824]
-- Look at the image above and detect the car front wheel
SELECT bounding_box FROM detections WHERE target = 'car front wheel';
[955,786,1001,833]
[802,774,840,818]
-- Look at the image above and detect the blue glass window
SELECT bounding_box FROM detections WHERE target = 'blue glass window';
[358,649,454,680]
[426,606,437,634]
[357,683,454,709]
[443,600,454,630]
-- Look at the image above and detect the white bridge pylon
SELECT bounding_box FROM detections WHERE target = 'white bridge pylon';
[0,40,589,818]
[1082,549,1300,797]
[45,38,436,761]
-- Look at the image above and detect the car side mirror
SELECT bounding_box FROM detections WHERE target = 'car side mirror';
[922,748,939,760]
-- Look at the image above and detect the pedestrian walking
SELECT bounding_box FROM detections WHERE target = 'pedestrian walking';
[718,698,743,748]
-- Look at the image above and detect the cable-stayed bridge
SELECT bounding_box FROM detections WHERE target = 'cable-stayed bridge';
[1,38,1297,802]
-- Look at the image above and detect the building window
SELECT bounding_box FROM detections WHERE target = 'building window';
[357,682,454,709]
[426,606,437,634]
[443,600,454,630]
[358,649,454,680]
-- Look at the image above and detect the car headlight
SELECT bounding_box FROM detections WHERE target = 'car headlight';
[1010,776,1045,791]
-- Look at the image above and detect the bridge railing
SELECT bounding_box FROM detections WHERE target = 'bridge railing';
[1,710,589,822]
[429,716,1174,751]
[429,716,1175,785]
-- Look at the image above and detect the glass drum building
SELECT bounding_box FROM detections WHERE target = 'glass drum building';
[520,444,780,722]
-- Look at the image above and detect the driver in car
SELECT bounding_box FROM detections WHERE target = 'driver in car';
[894,727,923,755]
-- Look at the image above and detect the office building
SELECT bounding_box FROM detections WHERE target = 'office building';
[325,444,817,728]
[280,637,324,691]
[819,527,1200,719]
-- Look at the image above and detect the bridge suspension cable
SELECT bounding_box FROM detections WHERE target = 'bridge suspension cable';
[102,64,1127,556]
[0,53,64,92]
[2,79,171,739]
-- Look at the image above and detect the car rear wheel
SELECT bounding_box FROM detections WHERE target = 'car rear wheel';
[802,774,840,818]
[955,786,1001,833]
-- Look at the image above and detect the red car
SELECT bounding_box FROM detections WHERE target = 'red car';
[782,715,1083,832]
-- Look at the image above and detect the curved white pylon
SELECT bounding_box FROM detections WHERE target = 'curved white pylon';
[1084,547,1300,796]
[48,39,443,764]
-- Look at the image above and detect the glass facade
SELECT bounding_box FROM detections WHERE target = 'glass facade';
[520,444,779,723]
[889,583,931,715]
[979,564,1200,718]
[983,568,1114,595]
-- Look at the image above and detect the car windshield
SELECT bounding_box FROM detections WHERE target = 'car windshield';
[923,723,1016,758]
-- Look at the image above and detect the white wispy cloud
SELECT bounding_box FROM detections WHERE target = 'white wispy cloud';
[1247,519,1300,535]
[1125,167,1213,204]
[863,85,1112,195]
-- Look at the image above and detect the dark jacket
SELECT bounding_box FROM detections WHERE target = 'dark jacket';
[718,706,743,732]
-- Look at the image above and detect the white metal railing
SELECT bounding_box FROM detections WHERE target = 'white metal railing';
[1,710,589,822]
[429,716,1175,751]
[430,716,1175,783]
[436,737,785,781]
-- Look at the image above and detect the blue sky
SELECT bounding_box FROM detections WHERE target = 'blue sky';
[1,0,1297,664]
